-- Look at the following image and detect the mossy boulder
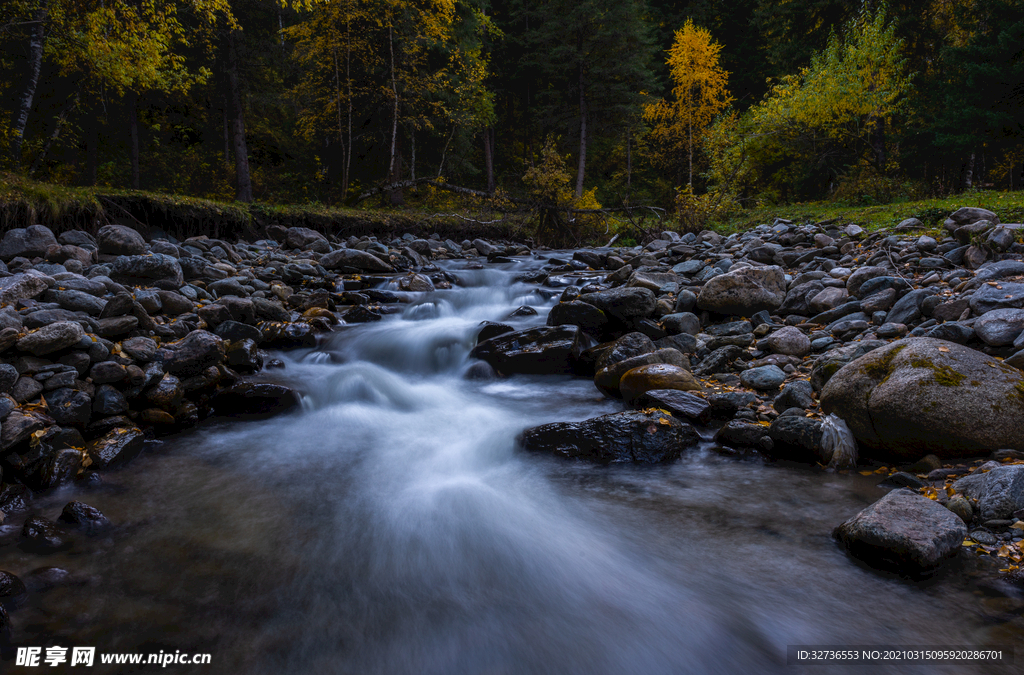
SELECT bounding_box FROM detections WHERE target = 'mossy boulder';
[820,337,1024,460]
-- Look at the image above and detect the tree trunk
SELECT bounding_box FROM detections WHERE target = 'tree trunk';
[575,64,587,198]
[222,94,230,166]
[128,92,140,189]
[10,4,48,167]
[688,122,693,187]
[964,151,976,190]
[343,15,352,201]
[870,116,886,172]
[483,128,494,194]
[85,112,99,186]
[386,25,401,205]
[626,128,632,199]
[227,30,253,203]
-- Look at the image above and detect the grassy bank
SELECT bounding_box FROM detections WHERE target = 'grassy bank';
[0,174,529,243]
[712,190,1024,235]
[4,174,1024,245]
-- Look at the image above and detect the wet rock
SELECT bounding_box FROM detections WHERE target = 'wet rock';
[974,308,1024,346]
[694,345,744,376]
[0,570,27,609]
[156,330,225,376]
[618,363,701,403]
[714,420,773,452]
[660,312,701,336]
[740,365,786,391]
[773,380,815,413]
[633,389,711,424]
[99,292,134,318]
[22,516,70,553]
[57,501,111,534]
[470,325,582,376]
[946,494,973,524]
[86,427,146,469]
[215,320,263,344]
[45,387,92,428]
[518,409,700,464]
[0,364,17,393]
[697,265,787,317]
[1,410,48,449]
[211,383,301,419]
[97,224,147,256]
[546,301,608,336]
[121,336,158,362]
[260,322,318,349]
[767,415,823,462]
[578,287,656,321]
[16,321,84,356]
[225,338,264,373]
[595,332,656,371]
[146,373,183,410]
[92,384,128,416]
[833,488,967,575]
[969,281,1024,315]
[285,227,328,250]
[595,348,685,397]
[953,465,1024,521]
[821,337,1024,460]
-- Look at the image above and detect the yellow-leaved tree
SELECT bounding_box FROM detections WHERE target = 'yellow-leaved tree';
[643,19,732,188]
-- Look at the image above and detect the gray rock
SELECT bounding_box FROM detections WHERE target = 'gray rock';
[110,254,184,288]
[48,289,107,315]
[740,365,786,391]
[0,225,58,260]
[97,225,147,256]
[0,364,18,393]
[774,380,815,412]
[821,337,1024,459]
[0,272,49,304]
[714,420,772,451]
[953,465,1024,521]
[470,325,581,376]
[969,281,1024,314]
[579,287,656,321]
[660,312,700,336]
[518,409,700,464]
[767,415,823,462]
[974,308,1024,346]
[285,227,327,250]
[46,388,92,427]
[15,321,84,356]
[697,265,787,316]
[761,326,810,356]
[833,488,967,575]
[320,248,394,273]
[885,288,934,325]
[546,301,608,336]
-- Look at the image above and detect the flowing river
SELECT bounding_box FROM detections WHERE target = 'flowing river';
[1,256,1020,674]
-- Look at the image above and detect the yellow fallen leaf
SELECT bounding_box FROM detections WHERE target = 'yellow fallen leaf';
[1011,522,1024,530]
[962,539,975,547]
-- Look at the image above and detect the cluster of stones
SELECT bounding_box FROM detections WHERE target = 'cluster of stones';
[467,207,1024,578]
[0,221,530,637]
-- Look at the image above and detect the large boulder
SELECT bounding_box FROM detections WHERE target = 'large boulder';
[546,300,609,336]
[470,325,581,375]
[578,287,656,321]
[834,489,966,575]
[696,265,786,317]
[952,465,1024,521]
[0,272,49,305]
[320,248,394,273]
[156,330,226,376]
[518,409,700,464]
[0,225,57,260]
[110,254,184,288]
[15,321,84,356]
[820,337,1024,459]
[974,308,1024,346]
[97,225,147,256]
[618,363,701,403]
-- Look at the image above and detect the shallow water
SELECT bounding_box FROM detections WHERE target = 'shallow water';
[1,257,1020,674]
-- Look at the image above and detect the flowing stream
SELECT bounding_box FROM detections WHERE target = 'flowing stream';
[1,256,1020,674]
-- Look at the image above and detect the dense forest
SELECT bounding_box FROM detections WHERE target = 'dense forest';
[1,0,1022,220]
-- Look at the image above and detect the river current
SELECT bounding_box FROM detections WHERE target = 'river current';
[0,256,1019,674]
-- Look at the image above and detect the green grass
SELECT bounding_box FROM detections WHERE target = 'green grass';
[709,190,1024,236]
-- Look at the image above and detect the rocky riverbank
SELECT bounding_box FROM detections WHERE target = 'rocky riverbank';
[1,207,1024,639]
